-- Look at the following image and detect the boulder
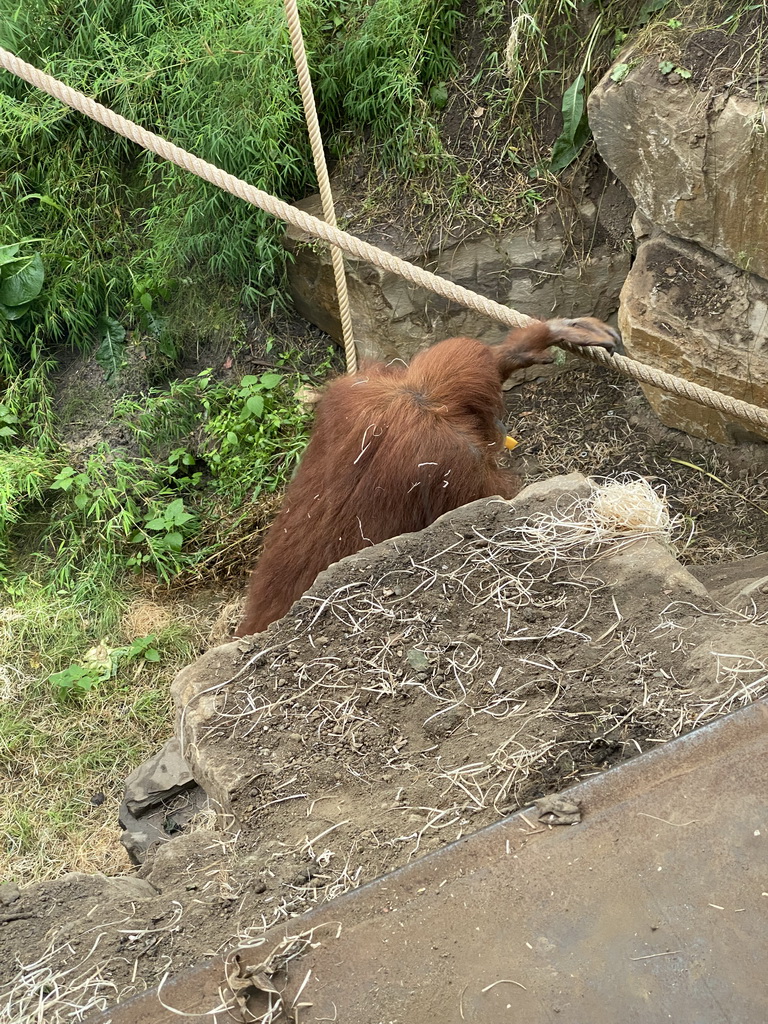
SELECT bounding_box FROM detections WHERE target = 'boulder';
[589,55,768,443]
[618,232,768,443]
[119,738,209,865]
[284,193,630,364]
[170,640,256,812]
[589,62,768,280]
[170,474,729,827]
[690,552,768,611]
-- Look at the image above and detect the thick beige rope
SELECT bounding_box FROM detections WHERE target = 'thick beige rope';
[0,50,533,322]
[1,46,766,432]
[283,0,357,374]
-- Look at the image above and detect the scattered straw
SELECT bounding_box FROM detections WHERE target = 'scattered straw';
[481,978,527,992]
[637,813,699,827]
[120,599,173,641]
[7,475,764,1019]
[588,476,678,539]
[630,950,681,961]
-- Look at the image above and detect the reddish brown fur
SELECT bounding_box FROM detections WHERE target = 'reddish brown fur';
[235,317,618,636]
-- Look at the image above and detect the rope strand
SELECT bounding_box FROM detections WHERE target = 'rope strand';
[283,0,357,374]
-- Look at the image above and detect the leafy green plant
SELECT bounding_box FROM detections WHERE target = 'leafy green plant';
[316,0,462,173]
[126,634,161,663]
[115,365,317,508]
[49,663,104,696]
[0,242,44,322]
[49,633,161,696]
[0,0,465,366]
[0,402,20,442]
[547,13,605,173]
[167,447,202,487]
[637,0,672,26]
[114,371,215,451]
[473,0,677,185]
[94,315,127,381]
[126,497,197,576]
[50,465,93,511]
[203,370,311,503]
[548,73,590,173]
[0,355,58,448]
[0,448,61,543]
[659,60,692,78]
[42,448,203,583]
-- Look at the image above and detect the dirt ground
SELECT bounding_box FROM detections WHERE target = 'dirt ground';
[504,361,768,563]
[6,198,768,1020]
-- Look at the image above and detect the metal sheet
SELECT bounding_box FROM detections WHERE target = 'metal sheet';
[95,700,768,1023]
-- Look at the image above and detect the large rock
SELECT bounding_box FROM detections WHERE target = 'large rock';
[590,54,768,443]
[618,232,768,443]
[589,62,768,280]
[170,640,254,811]
[118,738,209,864]
[284,194,630,363]
[170,474,745,826]
[690,552,768,611]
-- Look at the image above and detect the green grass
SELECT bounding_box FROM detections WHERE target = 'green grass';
[0,0,462,378]
[0,593,181,880]
[0,352,329,882]
[0,535,212,882]
[0,567,133,879]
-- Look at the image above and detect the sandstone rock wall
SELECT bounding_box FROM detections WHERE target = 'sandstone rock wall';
[284,192,630,365]
[283,40,767,444]
[590,66,768,280]
[589,56,768,443]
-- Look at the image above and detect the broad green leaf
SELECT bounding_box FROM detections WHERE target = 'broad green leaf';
[638,0,671,25]
[0,254,44,306]
[94,315,126,381]
[561,74,586,143]
[50,664,99,693]
[51,467,76,491]
[549,75,590,173]
[245,394,264,418]
[260,373,282,389]
[0,243,20,267]
[430,83,448,109]
[18,193,68,214]
[0,301,32,320]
